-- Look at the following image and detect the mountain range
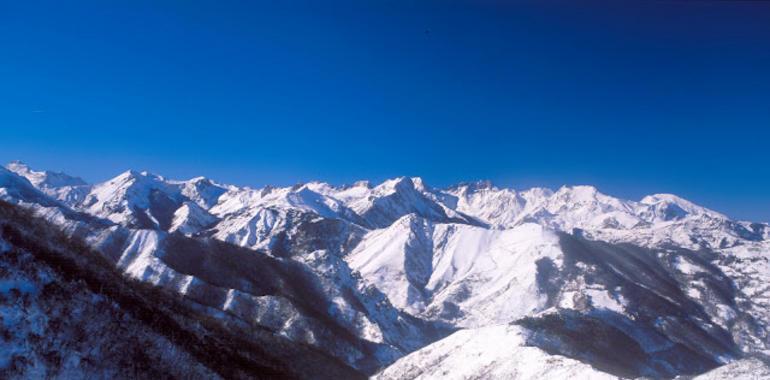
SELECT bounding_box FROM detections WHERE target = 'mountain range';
[1,160,768,379]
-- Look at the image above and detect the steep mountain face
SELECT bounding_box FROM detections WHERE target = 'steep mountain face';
[1,161,768,379]
[347,217,563,327]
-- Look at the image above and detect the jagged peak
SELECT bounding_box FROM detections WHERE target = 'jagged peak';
[5,161,87,188]
[640,193,723,218]
[553,185,631,206]
[556,184,599,197]
[300,181,337,195]
[90,170,178,207]
[521,186,554,198]
[448,180,497,193]
[6,160,31,170]
[642,193,692,206]
[352,180,371,188]
[113,169,141,181]
[185,176,209,184]
[410,177,428,191]
[112,169,164,183]
[337,180,372,191]
[0,165,62,206]
[179,176,229,191]
[304,180,332,187]
[376,176,418,194]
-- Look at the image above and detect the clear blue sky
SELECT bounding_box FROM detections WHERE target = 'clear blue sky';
[1,1,769,221]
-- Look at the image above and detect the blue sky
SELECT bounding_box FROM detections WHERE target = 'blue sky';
[1,1,769,221]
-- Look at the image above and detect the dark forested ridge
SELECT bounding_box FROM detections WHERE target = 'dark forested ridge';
[0,200,365,380]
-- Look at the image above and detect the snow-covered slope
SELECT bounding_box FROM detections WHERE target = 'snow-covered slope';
[79,170,188,228]
[347,216,563,327]
[1,161,768,378]
[176,176,228,209]
[169,202,218,235]
[374,324,615,380]
[692,357,770,379]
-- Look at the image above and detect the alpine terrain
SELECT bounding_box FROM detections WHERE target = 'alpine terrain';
[1,160,769,379]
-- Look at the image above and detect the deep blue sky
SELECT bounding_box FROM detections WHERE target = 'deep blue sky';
[1,1,769,221]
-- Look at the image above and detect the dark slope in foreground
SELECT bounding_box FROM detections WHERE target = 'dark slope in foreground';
[0,201,364,380]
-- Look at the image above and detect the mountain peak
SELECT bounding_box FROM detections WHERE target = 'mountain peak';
[641,193,722,219]
[557,184,598,195]
[0,165,62,207]
[410,177,428,191]
[450,180,496,193]
[376,176,417,194]
[114,169,164,183]
[343,180,371,190]
[642,193,693,206]
[551,185,604,206]
[5,161,87,189]
[116,169,141,179]
[5,161,33,177]
[7,160,30,170]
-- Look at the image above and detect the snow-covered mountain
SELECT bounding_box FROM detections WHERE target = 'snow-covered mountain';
[374,324,617,380]
[1,160,768,379]
[347,217,563,327]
